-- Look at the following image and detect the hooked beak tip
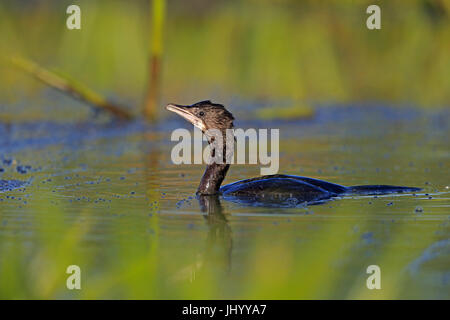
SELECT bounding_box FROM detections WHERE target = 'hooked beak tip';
[166,103,205,131]
[165,103,177,111]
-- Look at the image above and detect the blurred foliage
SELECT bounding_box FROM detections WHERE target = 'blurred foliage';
[0,0,449,121]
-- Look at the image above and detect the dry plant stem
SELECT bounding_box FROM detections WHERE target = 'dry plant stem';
[144,55,161,121]
[9,56,133,121]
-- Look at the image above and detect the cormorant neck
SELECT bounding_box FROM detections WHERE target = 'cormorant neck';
[197,128,233,195]
[197,163,230,195]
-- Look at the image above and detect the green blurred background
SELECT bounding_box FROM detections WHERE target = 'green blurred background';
[0,0,449,300]
[1,0,449,122]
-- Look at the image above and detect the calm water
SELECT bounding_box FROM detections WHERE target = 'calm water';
[0,105,449,299]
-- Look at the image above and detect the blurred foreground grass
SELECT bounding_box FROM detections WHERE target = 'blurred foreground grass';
[0,0,449,122]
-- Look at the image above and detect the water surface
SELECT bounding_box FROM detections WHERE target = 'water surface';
[0,105,448,299]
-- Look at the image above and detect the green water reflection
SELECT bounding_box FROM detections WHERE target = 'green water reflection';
[0,107,449,299]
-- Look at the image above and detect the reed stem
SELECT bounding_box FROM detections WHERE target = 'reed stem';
[9,56,133,121]
[144,0,166,121]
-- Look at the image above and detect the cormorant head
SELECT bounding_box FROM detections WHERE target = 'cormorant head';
[166,100,234,133]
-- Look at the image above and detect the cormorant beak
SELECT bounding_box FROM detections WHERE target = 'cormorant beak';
[166,103,206,132]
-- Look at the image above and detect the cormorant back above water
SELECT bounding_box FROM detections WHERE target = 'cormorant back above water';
[166,101,421,207]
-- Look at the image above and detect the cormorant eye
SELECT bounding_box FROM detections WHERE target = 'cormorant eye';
[199,111,205,117]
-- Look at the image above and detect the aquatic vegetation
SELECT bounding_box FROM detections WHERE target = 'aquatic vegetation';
[9,56,132,120]
[144,0,166,121]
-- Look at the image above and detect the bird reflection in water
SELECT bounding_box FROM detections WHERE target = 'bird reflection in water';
[198,195,232,276]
